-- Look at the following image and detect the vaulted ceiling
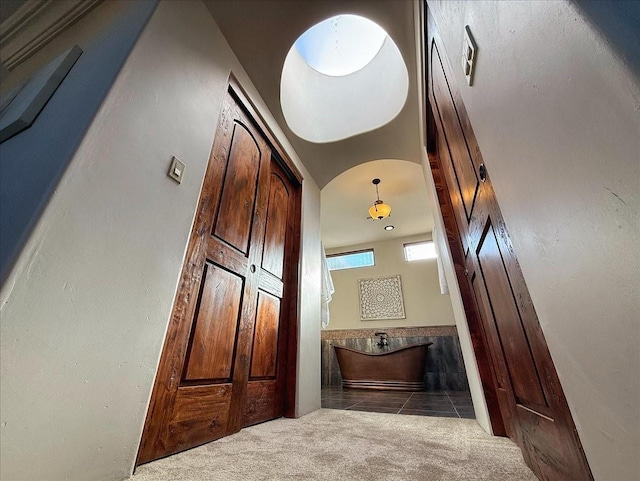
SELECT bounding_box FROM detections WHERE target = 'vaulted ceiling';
[204,0,424,189]
[207,1,430,249]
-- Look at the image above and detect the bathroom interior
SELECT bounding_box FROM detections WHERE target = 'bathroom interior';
[320,158,474,419]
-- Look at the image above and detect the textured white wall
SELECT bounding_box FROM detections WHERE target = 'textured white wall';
[325,234,456,330]
[0,1,321,480]
[297,186,322,414]
[428,1,640,479]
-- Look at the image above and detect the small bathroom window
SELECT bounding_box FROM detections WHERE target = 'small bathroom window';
[404,241,437,261]
[326,249,375,271]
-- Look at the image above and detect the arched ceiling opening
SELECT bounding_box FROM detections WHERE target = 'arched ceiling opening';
[206,0,423,188]
[321,159,434,249]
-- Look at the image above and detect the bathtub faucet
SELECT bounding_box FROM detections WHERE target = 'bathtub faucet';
[375,332,389,349]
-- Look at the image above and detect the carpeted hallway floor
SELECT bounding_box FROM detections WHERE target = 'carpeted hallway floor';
[130,409,537,481]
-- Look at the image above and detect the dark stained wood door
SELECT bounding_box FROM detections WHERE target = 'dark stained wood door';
[137,79,301,465]
[427,17,592,481]
[242,159,294,427]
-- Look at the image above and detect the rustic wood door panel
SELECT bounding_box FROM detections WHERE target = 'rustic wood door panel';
[165,385,232,453]
[183,263,243,382]
[427,17,592,480]
[261,172,289,279]
[468,270,516,439]
[434,125,471,255]
[137,79,301,465]
[431,51,479,223]
[475,222,548,410]
[250,292,280,379]
[242,380,278,427]
[213,123,262,253]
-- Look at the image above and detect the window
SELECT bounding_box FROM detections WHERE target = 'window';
[404,241,437,261]
[326,249,374,271]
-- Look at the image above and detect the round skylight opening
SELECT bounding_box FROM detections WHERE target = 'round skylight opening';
[294,15,387,77]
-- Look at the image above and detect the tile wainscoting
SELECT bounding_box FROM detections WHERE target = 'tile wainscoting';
[321,326,470,392]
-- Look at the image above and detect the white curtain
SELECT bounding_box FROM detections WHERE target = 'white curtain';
[320,244,335,328]
[433,226,449,295]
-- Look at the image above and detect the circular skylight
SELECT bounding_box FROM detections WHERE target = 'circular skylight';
[294,15,387,77]
[281,15,408,143]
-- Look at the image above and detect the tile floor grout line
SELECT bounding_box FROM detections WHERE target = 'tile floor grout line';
[445,391,461,418]
[397,392,413,414]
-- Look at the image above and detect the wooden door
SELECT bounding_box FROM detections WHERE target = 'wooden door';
[427,17,592,481]
[242,158,295,427]
[137,78,301,465]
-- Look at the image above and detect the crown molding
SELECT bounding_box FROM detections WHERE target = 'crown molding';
[1,0,102,71]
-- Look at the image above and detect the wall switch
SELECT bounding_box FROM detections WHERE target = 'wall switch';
[168,156,185,184]
[462,56,471,76]
[462,25,477,86]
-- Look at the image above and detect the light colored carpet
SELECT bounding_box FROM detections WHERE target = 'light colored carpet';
[130,409,537,481]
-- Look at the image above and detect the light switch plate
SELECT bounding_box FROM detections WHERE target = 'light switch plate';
[462,25,477,86]
[168,156,185,184]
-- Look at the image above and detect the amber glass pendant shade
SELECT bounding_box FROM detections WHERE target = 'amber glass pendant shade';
[369,178,391,220]
[369,200,391,219]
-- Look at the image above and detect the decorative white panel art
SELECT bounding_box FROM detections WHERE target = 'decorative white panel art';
[358,274,406,320]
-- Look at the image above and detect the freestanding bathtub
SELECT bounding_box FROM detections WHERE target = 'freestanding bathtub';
[333,343,432,391]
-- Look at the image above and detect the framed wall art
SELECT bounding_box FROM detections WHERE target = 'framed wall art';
[358,274,406,321]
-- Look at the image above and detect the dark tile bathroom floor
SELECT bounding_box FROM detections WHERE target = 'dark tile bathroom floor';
[321,386,475,419]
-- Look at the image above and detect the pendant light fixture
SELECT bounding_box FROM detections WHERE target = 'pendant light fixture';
[368,178,391,220]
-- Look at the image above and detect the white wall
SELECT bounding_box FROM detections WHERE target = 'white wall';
[298,186,322,414]
[325,234,456,330]
[0,1,321,480]
[428,1,640,480]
